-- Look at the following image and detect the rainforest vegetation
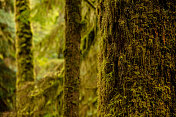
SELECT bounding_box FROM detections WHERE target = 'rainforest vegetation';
[0,0,175,117]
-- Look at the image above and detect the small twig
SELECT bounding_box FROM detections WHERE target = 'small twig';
[84,0,96,10]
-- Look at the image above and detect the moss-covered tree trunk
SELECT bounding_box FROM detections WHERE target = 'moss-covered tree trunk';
[97,0,175,116]
[15,0,34,116]
[64,0,81,116]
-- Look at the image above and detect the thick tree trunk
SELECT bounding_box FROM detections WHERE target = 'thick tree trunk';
[63,0,81,117]
[97,0,175,116]
[15,0,34,116]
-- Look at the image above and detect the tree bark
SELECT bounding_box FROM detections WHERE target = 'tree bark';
[97,0,176,116]
[63,0,81,117]
[15,0,34,116]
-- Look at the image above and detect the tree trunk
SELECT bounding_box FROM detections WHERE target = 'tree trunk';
[63,0,81,117]
[97,0,175,116]
[15,0,34,116]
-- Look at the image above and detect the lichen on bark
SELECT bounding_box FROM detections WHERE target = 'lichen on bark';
[97,0,176,116]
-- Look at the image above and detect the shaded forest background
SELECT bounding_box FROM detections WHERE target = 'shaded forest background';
[0,0,97,116]
[0,0,175,117]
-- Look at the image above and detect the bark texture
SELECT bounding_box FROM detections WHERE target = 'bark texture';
[97,0,176,116]
[64,0,81,117]
[15,0,34,116]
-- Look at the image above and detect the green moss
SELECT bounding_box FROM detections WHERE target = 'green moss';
[97,0,176,116]
[64,0,82,117]
[15,0,34,116]
[15,71,64,116]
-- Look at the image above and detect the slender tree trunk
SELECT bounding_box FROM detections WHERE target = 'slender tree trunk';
[15,0,34,116]
[63,0,81,116]
[97,0,175,116]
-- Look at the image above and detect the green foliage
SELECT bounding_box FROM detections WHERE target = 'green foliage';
[31,0,65,58]
[16,71,64,116]
[0,59,16,112]
[0,0,16,114]
[0,9,15,32]
[35,58,64,80]
[0,9,15,58]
